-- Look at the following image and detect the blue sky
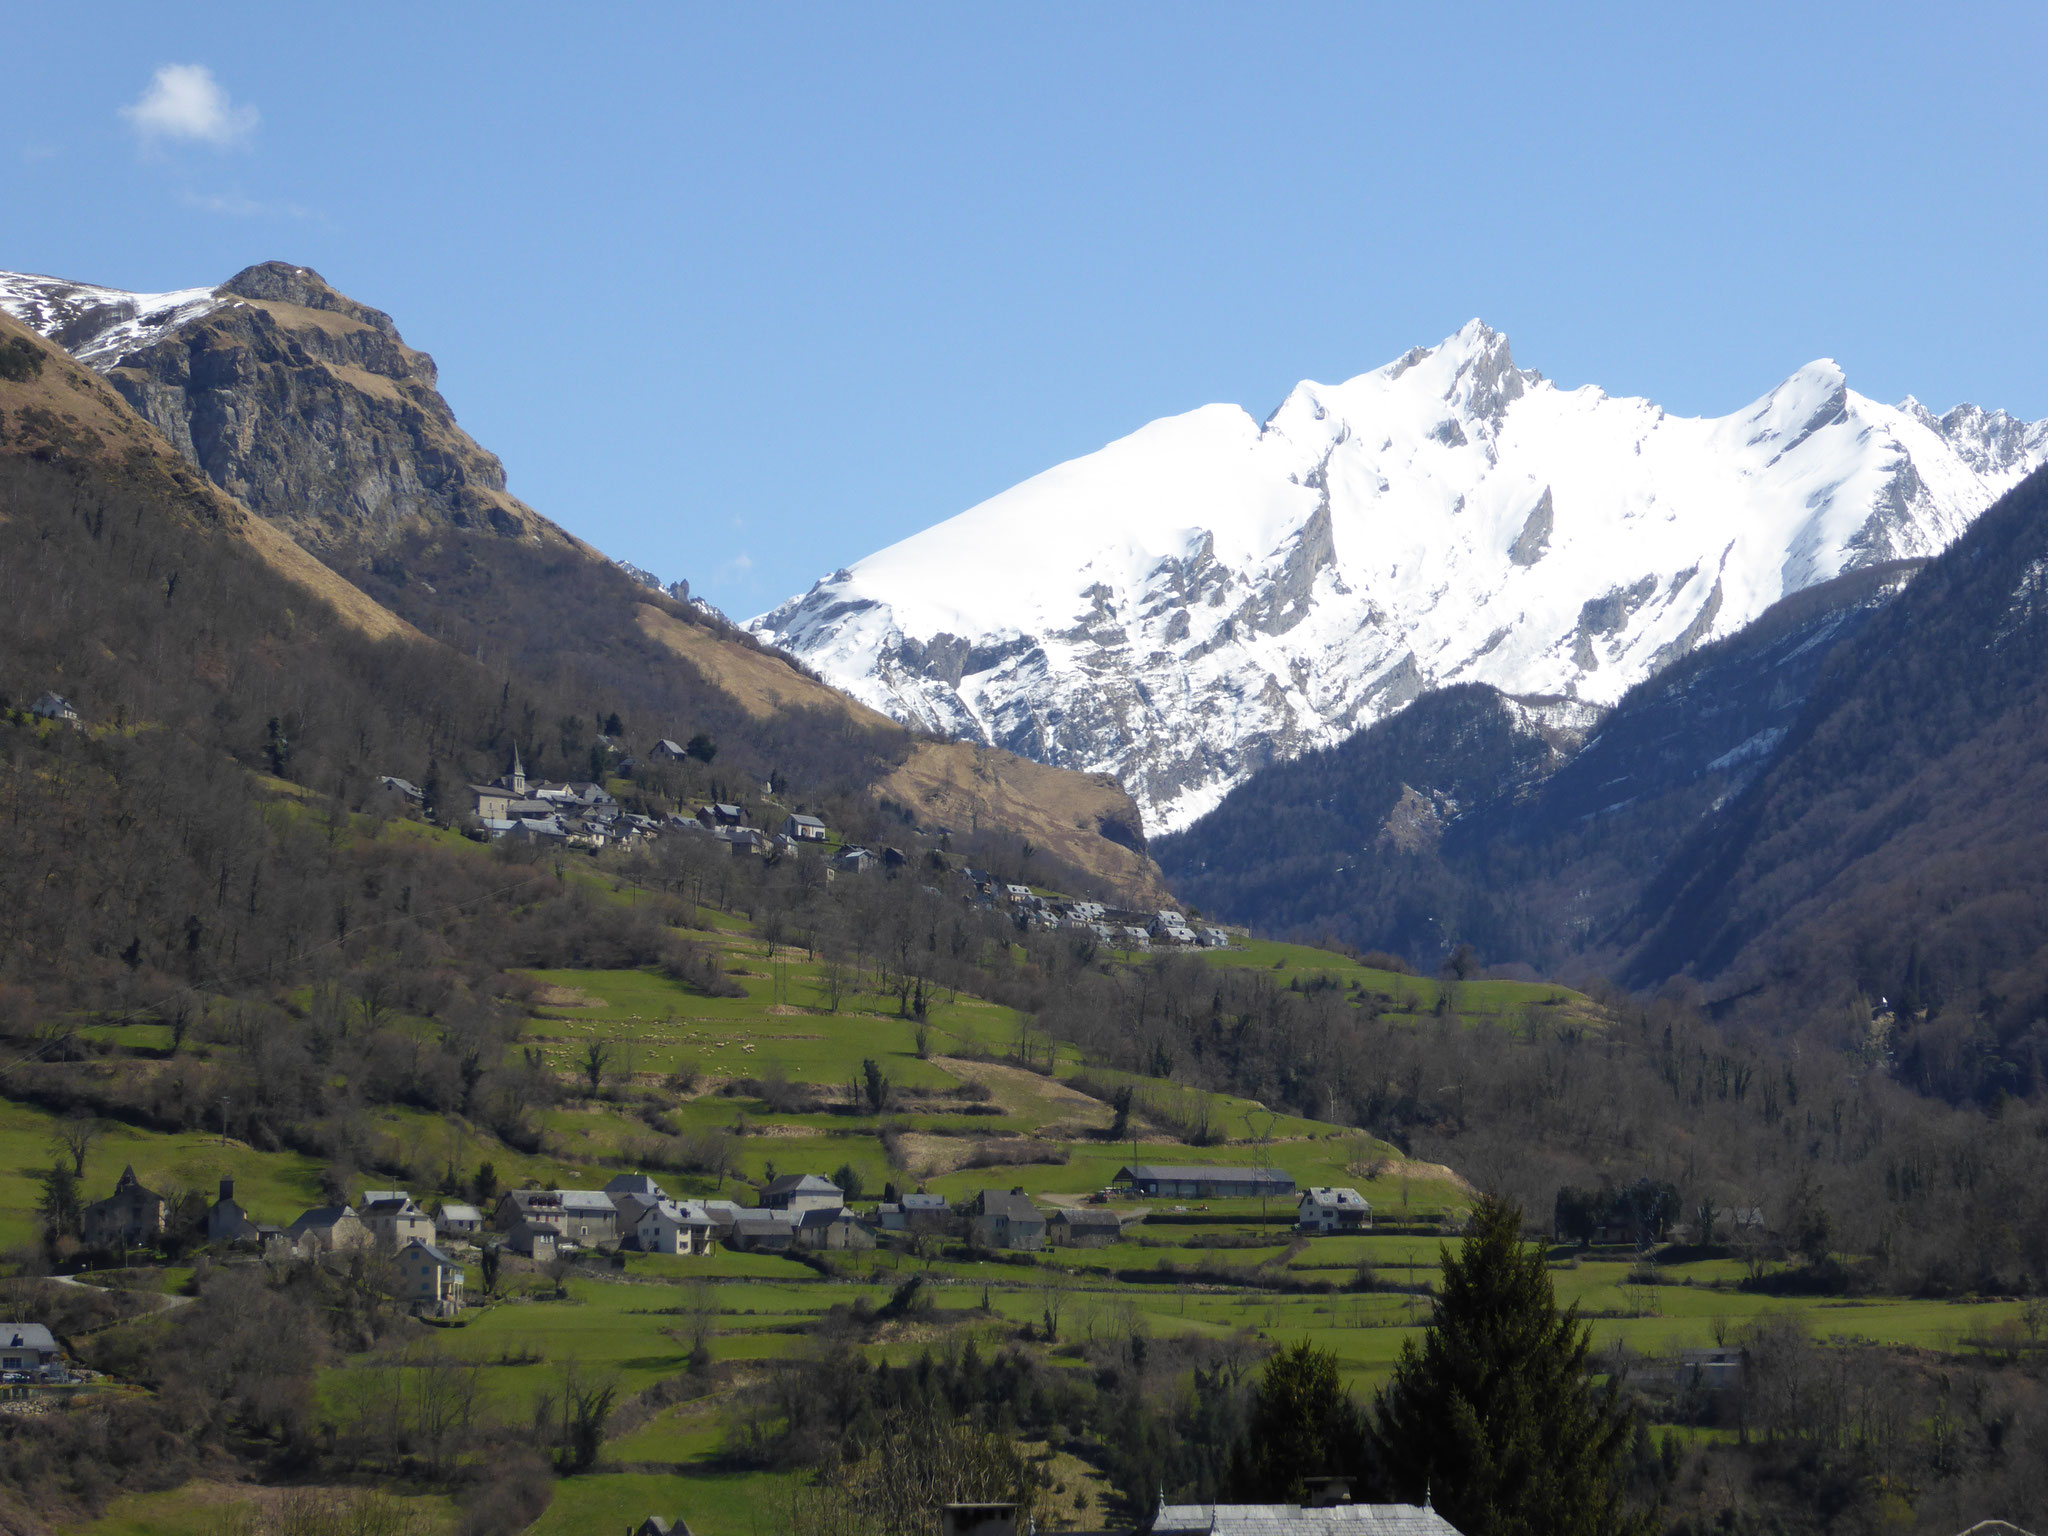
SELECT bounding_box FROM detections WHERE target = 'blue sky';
[5,5,2045,616]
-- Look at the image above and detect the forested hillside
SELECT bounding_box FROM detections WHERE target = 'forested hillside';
[1166,466,2048,1113]
[1628,464,2048,1100]
[1156,562,1916,973]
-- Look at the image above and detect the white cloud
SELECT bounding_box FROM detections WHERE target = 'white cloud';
[121,64,258,148]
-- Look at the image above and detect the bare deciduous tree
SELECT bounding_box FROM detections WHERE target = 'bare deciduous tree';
[51,1111,100,1178]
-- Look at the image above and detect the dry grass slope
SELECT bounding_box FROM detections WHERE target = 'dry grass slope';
[882,740,1169,903]
[635,602,899,726]
[634,605,1170,899]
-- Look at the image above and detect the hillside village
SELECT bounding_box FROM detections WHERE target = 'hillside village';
[378,743,1233,949]
[48,1160,1375,1338]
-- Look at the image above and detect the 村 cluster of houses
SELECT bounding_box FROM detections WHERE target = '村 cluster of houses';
[73,1163,1369,1317]
[377,747,1245,947]
[382,746,851,860]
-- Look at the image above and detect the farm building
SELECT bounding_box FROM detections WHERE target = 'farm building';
[1049,1207,1124,1247]
[1116,1165,1296,1200]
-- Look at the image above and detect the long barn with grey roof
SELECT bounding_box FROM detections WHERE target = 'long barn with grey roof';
[1116,1165,1296,1199]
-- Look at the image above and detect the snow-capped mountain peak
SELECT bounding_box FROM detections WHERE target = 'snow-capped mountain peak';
[751,325,2045,832]
[0,271,223,369]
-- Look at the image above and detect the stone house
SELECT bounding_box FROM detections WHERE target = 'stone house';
[504,1219,559,1262]
[494,1189,621,1246]
[761,1174,844,1214]
[1049,1207,1124,1247]
[877,1192,953,1233]
[435,1204,485,1240]
[728,1211,797,1252]
[970,1190,1046,1252]
[360,1195,436,1249]
[607,1174,672,1244]
[82,1167,168,1251]
[206,1177,262,1245]
[796,1207,875,1251]
[288,1205,371,1254]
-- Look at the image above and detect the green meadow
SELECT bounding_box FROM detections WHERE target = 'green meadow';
[32,889,2023,1536]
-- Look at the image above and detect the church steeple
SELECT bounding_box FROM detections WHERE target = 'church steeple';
[508,743,526,795]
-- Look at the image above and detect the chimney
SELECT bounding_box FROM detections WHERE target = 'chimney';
[219,1177,235,1203]
[1303,1476,1354,1508]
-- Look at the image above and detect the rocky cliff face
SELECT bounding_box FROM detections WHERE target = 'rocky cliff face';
[754,322,2047,832]
[0,262,558,555]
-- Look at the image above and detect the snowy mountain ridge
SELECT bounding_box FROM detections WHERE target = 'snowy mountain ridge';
[0,270,225,369]
[752,322,2047,832]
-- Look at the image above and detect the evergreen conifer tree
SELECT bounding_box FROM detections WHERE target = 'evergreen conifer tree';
[1230,1340,1364,1502]
[1367,1194,1648,1536]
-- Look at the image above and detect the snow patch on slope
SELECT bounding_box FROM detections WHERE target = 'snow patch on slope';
[0,271,222,368]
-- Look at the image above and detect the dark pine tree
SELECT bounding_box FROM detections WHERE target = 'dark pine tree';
[1229,1340,1365,1503]
[1367,1195,1648,1536]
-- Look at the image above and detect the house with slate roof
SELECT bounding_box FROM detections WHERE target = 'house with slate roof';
[360,1194,436,1249]
[970,1190,1046,1251]
[31,693,80,726]
[289,1205,371,1255]
[1049,1206,1125,1247]
[435,1204,485,1240]
[1298,1187,1373,1233]
[0,1325,61,1379]
[637,1200,715,1256]
[761,1174,843,1213]
[82,1166,168,1251]
[398,1238,465,1317]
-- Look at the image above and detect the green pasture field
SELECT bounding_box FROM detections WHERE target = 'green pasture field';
[0,1097,328,1251]
[1196,938,1595,1024]
[520,964,1004,1089]
[16,861,2024,1536]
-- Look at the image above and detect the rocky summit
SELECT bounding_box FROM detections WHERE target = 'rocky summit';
[0,261,558,555]
[751,321,2047,832]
